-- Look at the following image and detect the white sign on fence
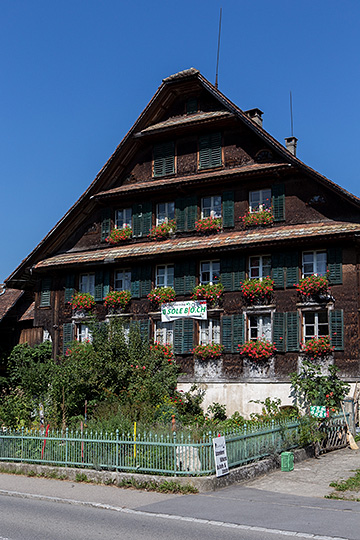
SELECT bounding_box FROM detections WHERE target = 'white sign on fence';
[161,300,207,322]
[213,435,229,477]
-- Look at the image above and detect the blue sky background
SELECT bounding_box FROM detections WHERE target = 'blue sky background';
[1,1,360,283]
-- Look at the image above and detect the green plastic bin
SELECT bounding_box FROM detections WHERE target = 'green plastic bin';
[281,451,294,472]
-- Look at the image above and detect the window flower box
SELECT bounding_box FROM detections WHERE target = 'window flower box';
[147,286,176,307]
[149,220,176,240]
[195,217,222,234]
[241,209,274,228]
[301,335,334,360]
[192,283,224,307]
[193,342,224,360]
[296,273,330,301]
[240,277,274,304]
[106,226,132,244]
[104,290,131,312]
[238,338,276,363]
[70,292,96,316]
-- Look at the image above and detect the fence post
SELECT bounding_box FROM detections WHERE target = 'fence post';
[116,429,119,472]
[65,428,68,467]
[173,431,177,476]
[21,427,24,463]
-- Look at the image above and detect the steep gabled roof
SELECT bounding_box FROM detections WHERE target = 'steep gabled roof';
[0,285,23,322]
[6,68,360,287]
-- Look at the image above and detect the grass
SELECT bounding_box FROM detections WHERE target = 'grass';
[325,469,360,500]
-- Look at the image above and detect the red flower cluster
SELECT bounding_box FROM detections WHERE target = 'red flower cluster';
[240,277,274,303]
[238,339,276,362]
[195,217,222,234]
[70,292,96,310]
[104,290,131,309]
[148,286,176,305]
[106,226,132,244]
[192,283,224,305]
[301,335,334,359]
[149,219,176,240]
[296,274,329,297]
[193,342,224,360]
[150,341,174,363]
[240,209,274,228]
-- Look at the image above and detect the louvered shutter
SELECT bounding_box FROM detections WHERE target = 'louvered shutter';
[286,312,299,351]
[139,319,150,343]
[222,314,244,353]
[140,266,152,298]
[131,267,141,298]
[103,271,110,298]
[232,314,245,351]
[221,316,233,353]
[186,98,198,114]
[101,208,111,241]
[65,274,75,304]
[40,278,51,307]
[272,184,285,222]
[175,198,186,231]
[327,248,342,285]
[271,253,285,289]
[175,261,196,295]
[132,204,142,238]
[132,202,152,237]
[174,319,194,354]
[221,256,245,292]
[222,191,234,228]
[285,251,299,288]
[199,132,222,169]
[273,312,285,352]
[63,323,73,355]
[153,142,175,177]
[330,309,344,350]
[94,271,104,301]
[186,196,198,231]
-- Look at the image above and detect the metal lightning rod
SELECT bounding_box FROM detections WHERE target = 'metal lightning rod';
[215,7,222,89]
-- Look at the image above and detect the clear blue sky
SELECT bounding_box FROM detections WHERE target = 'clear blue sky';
[1,1,359,283]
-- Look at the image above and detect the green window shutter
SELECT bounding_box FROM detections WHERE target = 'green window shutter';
[285,251,299,288]
[103,270,110,298]
[327,247,342,285]
[273,312,285,352]
[140,266,152,298]
[199,132,222,169]
[221,256,245,292]
[153,142,175,177]
[186,196,198,231]
[175,198,186,231]
[101,208,111,241]
[272,184,285,222]
[222,191,234,228]
[174,319,194,354]
[175,261,196,295]
[330,309,344,350]
[186,98,198,114]
[94,271,104,301]
[233,314,245,350]
[64,274,75,304]
[139,319,150,344]
[222,314,244,353]
[132,204,142,238]
[286,312,299,352]
[131,267,141,298]
[40,278,51,307]
[132,202,152,238]
[271,253,285,289]
[63,323,73,355]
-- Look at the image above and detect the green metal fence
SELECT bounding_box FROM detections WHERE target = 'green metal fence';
[0,415,348,476]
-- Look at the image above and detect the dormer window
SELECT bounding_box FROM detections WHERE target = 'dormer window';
[153,142,175,177]
[249,189,271,212]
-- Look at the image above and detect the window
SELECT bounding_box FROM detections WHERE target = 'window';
[156,202,175,225]
[201,196,222,219]
[115,208,132,229]
[155,320,174,345]
[79,274,95,296]
[249,255,271,280]
[303,311,329,341]
[249,189,272,212]
[114,269,131,291]
[199,132,222,169]
[156,264,174,287]
[200,260,220,285]
[153,142,175,177]
[77,324,92,343]
[186,98,198,115]
[248,314,272,341]
[199,318,220,345]
[302,251,327,277]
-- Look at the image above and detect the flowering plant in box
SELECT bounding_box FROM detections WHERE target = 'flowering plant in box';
[240,277,274,303]
[104,290,131,310]
[241,209,274,228]
[148,286,176,306]
[192,283,224,306]
[150,342,174,363]
[149,220,176,240]
[238,338,276,363]
[195,217,222,234]
[193,342,224,360]
[106,226,132,244]
[70,292,96,310]
[296,273,330,297]
[301,335,334,359]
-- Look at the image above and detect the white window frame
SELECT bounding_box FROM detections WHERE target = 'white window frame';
[79,273,95,296]
[303,310,329,342]
[199,317,221,345]
[201,196,222,219]
[77,324,92,343]
[154,320,174,345]
[156,264,174,288]
[114,269,131,291]
[249,255,271,280]
[248,313,272,342]
[156,202,175,225]
[200,260,220,285]
[115,208,132,229]
[302,251,327,277]
[249,189,272,213]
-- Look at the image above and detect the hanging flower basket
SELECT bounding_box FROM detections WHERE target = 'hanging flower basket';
[238,338,276,363]
[149,220,176,240]
[192,283,224,307]
[148,286,176,306]
[301,335,334,360]
[195,217,222,234]
[241,210,274,228]
[296,274,330,299]
[240,277,274,304]
[70,292,96,311]
[104,290,131,311]
[193,343,224,360]
[106,226,132,244]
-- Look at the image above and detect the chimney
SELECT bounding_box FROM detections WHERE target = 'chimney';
[245,108,263,128]
[285,136,297,157]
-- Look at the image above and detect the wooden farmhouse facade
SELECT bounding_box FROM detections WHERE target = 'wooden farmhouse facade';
[6,68,360,415]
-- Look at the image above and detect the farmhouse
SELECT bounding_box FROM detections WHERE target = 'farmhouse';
[6,68,360,415]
